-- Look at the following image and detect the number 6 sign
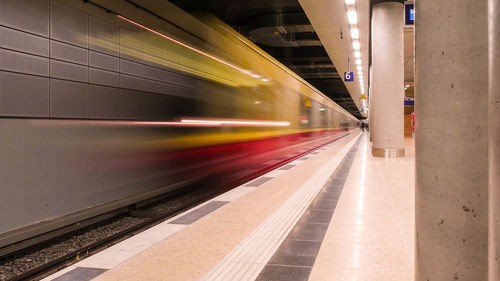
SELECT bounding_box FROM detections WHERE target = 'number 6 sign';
[344,72,354,82]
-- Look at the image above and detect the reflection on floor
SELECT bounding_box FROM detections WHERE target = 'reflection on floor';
[309,133,415,281]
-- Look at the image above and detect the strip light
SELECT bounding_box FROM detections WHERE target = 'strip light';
[350,28,359,39]
[45,118,291,127]
[180,119,290,127]
[345,0,366,100]
[347,11,358,24]
[75,118,290,127]
[116,15,260,79]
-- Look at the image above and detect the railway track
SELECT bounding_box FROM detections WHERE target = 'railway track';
[0,185,217,281]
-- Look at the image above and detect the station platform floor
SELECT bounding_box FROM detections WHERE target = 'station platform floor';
[43,131,415,281]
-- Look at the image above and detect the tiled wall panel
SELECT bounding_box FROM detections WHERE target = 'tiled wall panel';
[0,0,49,36]
[0,48,49,75]
[50,1,88,48]
[50,79,88,118]
[89,51,119,71]
[89,68,119,87]
[51,60,88,82]
[89,16,119,56]
[0,0,203,120]
[0,26,49,56]
[89,85,120,119]
[51,41,88,65]
[0,71,49,117]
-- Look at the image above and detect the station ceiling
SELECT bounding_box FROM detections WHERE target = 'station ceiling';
[169,0,363,119]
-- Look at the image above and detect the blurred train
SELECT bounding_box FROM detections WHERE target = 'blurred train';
[0,0,359,248]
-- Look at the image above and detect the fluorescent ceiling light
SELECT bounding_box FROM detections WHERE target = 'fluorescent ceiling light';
[357,65,362,71]
[351,28,359,39]
[347,11,358,25]
[353,41,361,50]
[354,51,361,58]
[345,0,355,4]
[355,59,362,65]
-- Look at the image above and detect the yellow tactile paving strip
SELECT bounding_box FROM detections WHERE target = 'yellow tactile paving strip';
[93,132,360,281]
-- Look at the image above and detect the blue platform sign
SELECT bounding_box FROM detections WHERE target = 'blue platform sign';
[344,72,354,82]
[405,4,414,25]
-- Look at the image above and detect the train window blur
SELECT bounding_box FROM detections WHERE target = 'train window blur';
[300,96,312,128]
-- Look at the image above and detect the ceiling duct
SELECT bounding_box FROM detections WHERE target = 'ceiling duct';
[248,13,321,47]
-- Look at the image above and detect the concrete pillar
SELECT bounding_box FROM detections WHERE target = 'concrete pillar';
[371,1,405,157]
[489,0,500,280]
[415,0,488,280]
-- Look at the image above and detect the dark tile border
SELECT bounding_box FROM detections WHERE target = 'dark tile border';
[52,267,107,281]
[170,201,229,225]
[279,164,296,170]
[255,137,362,281]
[244,176,273,187]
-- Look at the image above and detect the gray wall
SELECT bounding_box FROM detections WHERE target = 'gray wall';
[0,0,202,120]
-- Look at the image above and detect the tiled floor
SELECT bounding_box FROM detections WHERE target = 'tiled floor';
[257,138,361,281]
[89,132,360,281]
[42,132,415,281]
[309,133,415,281]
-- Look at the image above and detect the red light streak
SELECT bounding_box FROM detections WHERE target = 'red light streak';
[116,15,260,78]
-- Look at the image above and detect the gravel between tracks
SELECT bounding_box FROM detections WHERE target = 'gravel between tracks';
[0,217,148,281]
[0,186,213,281]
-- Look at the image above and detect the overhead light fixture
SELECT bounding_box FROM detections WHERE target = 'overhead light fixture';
[357,65,362,71]
[355,59,362,65]
[351,28,359,39]
[347,11,358,24]
[345,0,355,4]
[354,51,361,58]
[353,41,361,50]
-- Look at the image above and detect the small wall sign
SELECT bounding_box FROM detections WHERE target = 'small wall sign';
[344,72,354,82]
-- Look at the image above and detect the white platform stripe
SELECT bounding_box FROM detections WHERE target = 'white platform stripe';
[201,133,361,281]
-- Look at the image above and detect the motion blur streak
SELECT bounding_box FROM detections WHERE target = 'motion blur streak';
[0,0,360,249]
[180,119,291,126]
[31,118,290,127]
[116,15,260,78]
